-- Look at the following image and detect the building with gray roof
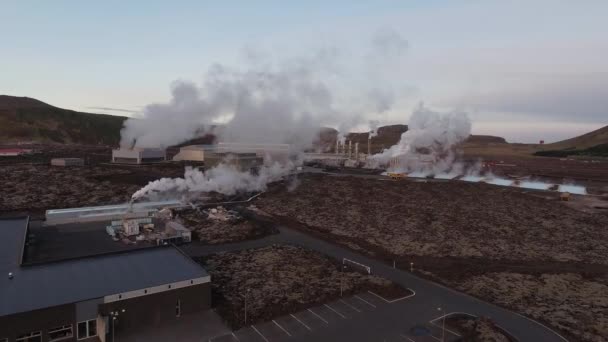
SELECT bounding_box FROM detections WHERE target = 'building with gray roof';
[0,217,210,342]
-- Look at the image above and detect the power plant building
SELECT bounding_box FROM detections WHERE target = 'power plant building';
[172,145,215,162]
[204,152,263,173]
[112,148,166,164]
[217,142,291,163]
[44,200,183,226]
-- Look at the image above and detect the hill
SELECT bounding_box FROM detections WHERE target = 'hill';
[540,125,608,151]
[532,125,608,158]
[0,95,127,145]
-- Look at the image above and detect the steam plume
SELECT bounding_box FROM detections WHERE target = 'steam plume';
[132,162,293,202]
[120,29,410,150]
[370,103,471,174]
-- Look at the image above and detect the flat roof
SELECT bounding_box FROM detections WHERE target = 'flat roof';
[24,220,155,264]
[45,200,182,215]
[0,217,208,317]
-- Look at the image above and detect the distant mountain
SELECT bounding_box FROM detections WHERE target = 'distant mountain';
[540,125,608,150]
[0,95,127,145]
[465,135,507,144]
[534,125,608,157]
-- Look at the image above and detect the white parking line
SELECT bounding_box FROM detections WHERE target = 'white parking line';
[231,332,241,341]
[429,312,470,337]
[273,320,292,337]
[340,299,362,312]
[251,325,269,342]
[324,303,347,318]
[429,322,461,338]
[367,289,416,303]
[291,314,312,331]
[429,335,442,342]
[308,308,329,324]
[399,334,415,342]
[354,295,376,308]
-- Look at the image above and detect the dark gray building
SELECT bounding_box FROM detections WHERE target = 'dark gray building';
[0,217,211,342]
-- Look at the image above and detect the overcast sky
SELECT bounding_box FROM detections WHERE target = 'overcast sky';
[1,1,607,143]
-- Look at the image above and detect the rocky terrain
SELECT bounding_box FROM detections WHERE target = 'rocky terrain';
[178,207,278,244]
[198,245,409,329]
[452,273,608,342]
[0,163,183,217]
[257,174,608,264]
[446,316,513,342]
[256,174,608,341]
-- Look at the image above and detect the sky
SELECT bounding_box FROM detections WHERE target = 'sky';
[1,0,607,143]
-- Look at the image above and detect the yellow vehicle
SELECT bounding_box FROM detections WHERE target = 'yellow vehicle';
[387,172,407,180]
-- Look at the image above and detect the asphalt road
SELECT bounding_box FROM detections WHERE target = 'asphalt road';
[182,226,568,342]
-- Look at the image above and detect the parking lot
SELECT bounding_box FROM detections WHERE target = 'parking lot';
[210,291,459,342]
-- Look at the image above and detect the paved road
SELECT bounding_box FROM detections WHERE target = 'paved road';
[182,226,568,342]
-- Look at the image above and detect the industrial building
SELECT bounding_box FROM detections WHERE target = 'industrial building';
[0,148,33,157]
[44,200,183,226]
[0,216,210,342]
[111,148,166,164]
[172,145,215,162]
[217,142,291,163]
[50,158,84,167]
[205,152,263,173]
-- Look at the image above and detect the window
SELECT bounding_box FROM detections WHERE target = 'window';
[16,331,41,342]
[48,325,73,341]
[176,299,181,317]
[77,320,97,340]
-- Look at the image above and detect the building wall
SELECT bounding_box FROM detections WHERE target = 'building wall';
[111,157,139,164]
[0,303,76,342]
[0,283,210,342]
[98,283,211,334]
[112,148,166,164]
[205,153,263,172]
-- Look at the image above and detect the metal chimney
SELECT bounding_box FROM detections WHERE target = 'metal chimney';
[348,140,352,159]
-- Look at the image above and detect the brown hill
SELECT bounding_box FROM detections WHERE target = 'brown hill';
[540,125,608,150]
[466,135,507,144]
[0,95,127,145]
[0,95,52,110]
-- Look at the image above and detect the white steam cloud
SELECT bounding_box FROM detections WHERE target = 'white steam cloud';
[120,28,410,150]
[132,162,293,202]
[370,103,471,174]
[124,28,414,202]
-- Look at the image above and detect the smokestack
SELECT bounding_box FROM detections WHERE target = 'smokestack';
[348,140,352,159]
[367,138,371,155]
[355,142,359,161]
[336,139,339,155]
